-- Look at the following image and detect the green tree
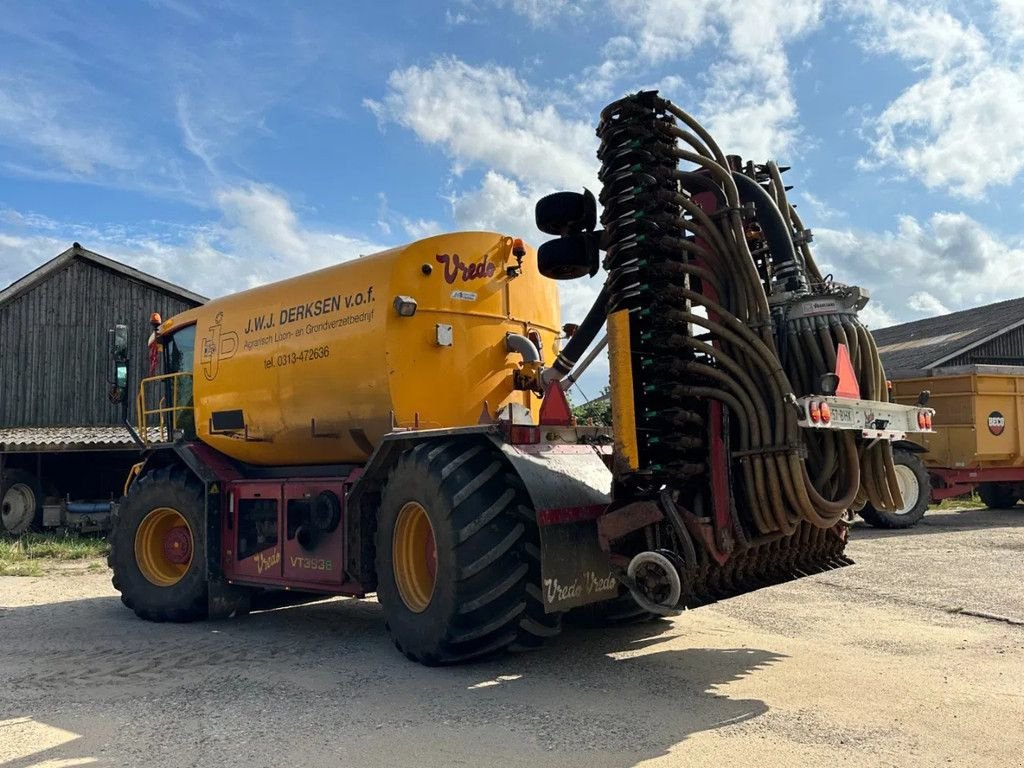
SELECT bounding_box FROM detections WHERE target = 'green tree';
[571,386,612,426]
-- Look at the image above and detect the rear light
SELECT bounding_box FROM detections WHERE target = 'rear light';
[809,401,821,424]
[918,410,927,429]
[509,425,541,445]
[925,411,933,430]
[819,401,831,424]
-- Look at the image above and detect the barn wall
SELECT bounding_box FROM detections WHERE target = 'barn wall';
[946,325,1024,367]
[0,259,200,427]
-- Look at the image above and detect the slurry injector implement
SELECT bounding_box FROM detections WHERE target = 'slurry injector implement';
[106,91,932,663]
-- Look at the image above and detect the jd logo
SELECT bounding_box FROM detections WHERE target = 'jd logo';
[988,411,1006,436]
[202,311,239,381]
[436,253,496,284]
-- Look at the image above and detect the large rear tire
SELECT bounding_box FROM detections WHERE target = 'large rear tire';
[108,465,208,622]
[978,482,1017,509]
[1,468,43,534]
[375,440,560,665]
[859,449,930,529]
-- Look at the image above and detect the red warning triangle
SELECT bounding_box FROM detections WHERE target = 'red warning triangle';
[835,343,861,399]
[539,381,574,427]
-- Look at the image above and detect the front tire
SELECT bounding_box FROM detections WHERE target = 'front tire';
[859,449,930,529]
[108,465,208,622]
[375,439,560,665]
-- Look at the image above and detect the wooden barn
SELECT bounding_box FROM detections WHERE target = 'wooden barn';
[873,296,1024,378]
[0,243,206,533]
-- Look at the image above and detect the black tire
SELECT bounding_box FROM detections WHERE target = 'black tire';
[537,236,597,280]
[535,189,596,236]
[0,468,43,534]
[978,482,1017,509]
[859,449,930,529]
[565,588,658,628]
[108,465,208,622]
[375,439,560,665]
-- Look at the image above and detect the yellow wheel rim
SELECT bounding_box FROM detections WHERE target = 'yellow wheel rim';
[393,501,437,613]
[134,507,194,587]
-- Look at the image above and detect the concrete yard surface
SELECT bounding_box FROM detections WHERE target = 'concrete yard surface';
[1,506,1022,767]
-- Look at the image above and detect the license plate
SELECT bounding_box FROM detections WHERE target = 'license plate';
[832,407,854,424]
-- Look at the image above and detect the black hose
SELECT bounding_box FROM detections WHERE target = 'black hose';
[548,282,609,380]
[730,171,804,292]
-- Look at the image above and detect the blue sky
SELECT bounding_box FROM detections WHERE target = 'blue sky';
[2,0,1024,398]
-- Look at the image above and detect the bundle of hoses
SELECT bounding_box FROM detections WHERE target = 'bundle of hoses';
[597,91,903,540]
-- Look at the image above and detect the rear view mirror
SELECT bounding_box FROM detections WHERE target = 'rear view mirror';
[112,324,129,364]
[108,324,129,403]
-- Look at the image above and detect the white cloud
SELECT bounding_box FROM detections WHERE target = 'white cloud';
[800,191,843,223]
[463,0,588,26]
[0,185,384,297]
[450,172,539,240]
[401,217,444,240]
[366,57,596,190]
[868,66,1024,197]
[582,0,824,159]
[376,192,443,240]
[846,0,988,70]
[995,0,1024,41]
[815,212,1024,327]
[0,75,142,177]
[856,301,899,330]
[847,0,1024,197]
[907,291,950,316]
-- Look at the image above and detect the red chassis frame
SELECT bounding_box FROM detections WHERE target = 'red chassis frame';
[928,465,1024,501]
[221,475,367,597]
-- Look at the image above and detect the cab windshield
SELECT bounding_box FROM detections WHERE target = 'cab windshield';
[163,324,196,436]
[164,325,195,375]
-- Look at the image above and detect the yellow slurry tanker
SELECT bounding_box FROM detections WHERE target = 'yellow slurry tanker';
[107,92,933,664]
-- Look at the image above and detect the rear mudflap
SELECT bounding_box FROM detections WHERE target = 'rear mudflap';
[498,440,854,615]
[497,443,619,612]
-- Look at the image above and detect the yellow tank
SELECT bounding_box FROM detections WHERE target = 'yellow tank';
[155,232,560,466]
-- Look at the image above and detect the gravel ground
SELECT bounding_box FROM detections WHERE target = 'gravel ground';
[1,506,1022,768]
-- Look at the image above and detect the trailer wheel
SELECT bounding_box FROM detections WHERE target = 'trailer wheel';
[375,439,560,665]
[1,468,43,534]
[108,465,208,622]
[859,449,930,529]
[978,483,1018,509]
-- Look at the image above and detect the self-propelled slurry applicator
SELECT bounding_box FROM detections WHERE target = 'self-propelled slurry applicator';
[107,92,932,664]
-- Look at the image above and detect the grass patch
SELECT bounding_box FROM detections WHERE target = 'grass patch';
[0,561,43,577]
[929,492,987,511]
[0,531,108,576]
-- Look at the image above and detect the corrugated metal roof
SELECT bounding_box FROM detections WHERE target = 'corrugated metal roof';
[0,243,208,308]
[0,426,139,452]
[872,295,1024,374]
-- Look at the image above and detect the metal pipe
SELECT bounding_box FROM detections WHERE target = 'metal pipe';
[543,282,609,384]
[66,501,113,514]
[560,335,607,390]
[505,333,541,363]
